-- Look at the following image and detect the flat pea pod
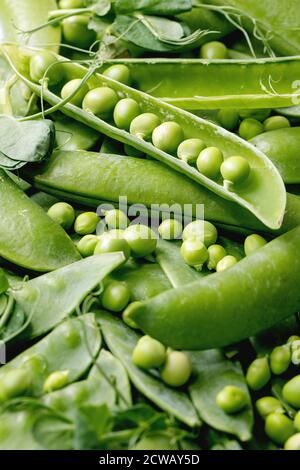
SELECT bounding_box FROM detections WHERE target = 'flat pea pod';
[0,169,80,272]
[99,57,300,110]
[188,350,253,441]
[23,150,300,235]
[0,314,101,396]
[130,226,300,350]
[6,46,286,230]
[251,128,300,184]
[96,311,200,428]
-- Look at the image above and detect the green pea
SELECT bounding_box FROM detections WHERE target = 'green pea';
[216,255,238,272]
[61,79,89,107]
[132,335,166,369]
[216,385,248,414]
[77,235,99,257]
[158,219,183,240]
[200,41,228,59]
[256,397,284,419]
[221,156,251,187]
[161,351,192,388]
[0,369,32,402]
[197,147,223,179]
[130,113,161,141]
[270,345,291,375]
[74,212,99,235]
[124,144,145,158]
[60,320,81,348]
[102,281,130,312]
[43,370,69,393]
[59,0,85,7]
[152,122,184,154]
[239,109,271,122]
[104,209,129,230]
[292,349,300,366]
[22,354,48,377]
[47,202,75,230]
[180,239,208,271]
[282,375,300,408]
[177,138,206,164]
[246,357,271,391]
[82,87,118,119]
[62,15,96,49]
[94,235,131,260]
[124,224,157,258]
[294,411,300,431]
[107,229,125,238]
[244,234,267,256]
[284,433,300,450]
[113,98,140,130]
[182,220,218,247]
[264,116,291,132]
[239,118,264,140]
[30,51,63,86]
[217,109,240,131]
[122,302,141,329]
[287,335,300,344]
[207,244,227,271]
[103,64,131,86]
[265,413,295,446]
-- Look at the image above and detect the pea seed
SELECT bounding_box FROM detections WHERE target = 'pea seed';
[284,433,300,450]
[282,375,300,408]
[207,244,227,270]
[82,87,118,119]
[77,235,99,257]
[182,220,218,247]
[47,202,75,230]
[217,109,239,130]
[246,357,271,391]
[74,212,99,235]
[61,79,89,107]
[265,413,295,445]
[181,239,208,271]
[43,370,69,393]
[0,369,32,402]
[197,147,223,179]
[130,113,161,141]
[158,219,183,240]
[264,116,291,132]
[244,234,267,256]
[200,41,228,60]
[113,98,140,130]
[294,410,300,431]
[177,138,206,164]
[216,255,238,272]
[124,224,157,258]
[221,156,251,187]
[104,209,129,230]
[102,281,130,312]
[161,351,192,388]
[152,122,184,154]
[270,345,291,375]
[256,396,284,419]
[216,385,248,414]
[103,64,131,86]
[132,335,166,369]
[239,118,264,140]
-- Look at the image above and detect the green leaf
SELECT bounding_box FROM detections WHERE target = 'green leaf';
[73,404,112,450]
[92,0,112,16]
[115,0,192,16]
[32,412,73,450]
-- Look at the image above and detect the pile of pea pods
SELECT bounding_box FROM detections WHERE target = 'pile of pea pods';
[1,0,300,451]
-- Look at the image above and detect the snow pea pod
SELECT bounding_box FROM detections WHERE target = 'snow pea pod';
[99,57,300,110]
[0,169,80,272]
[5,46,286,230]
[251,128,300,184]
[130,225,300,350]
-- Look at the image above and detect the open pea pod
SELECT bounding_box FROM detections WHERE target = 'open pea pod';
[0,168,80,272]
[99,57,300,110]
[96,311,200,428]
[3,46,286,230]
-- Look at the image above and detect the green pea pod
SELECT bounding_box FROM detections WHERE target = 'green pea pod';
[54,117,100,152]
[0,314,101,396]
[188,350,253,441]
[99,57,300,110]
[96,311,200,428]
[0,169,80,272]
[130,226,300,350]
[4,46,286,230]
[25,150,300,235]
[8,253,125,341]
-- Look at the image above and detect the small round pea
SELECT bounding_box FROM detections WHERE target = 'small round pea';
[256,397,284,419]
[74,212,99,235]
[282,375,300,408]
[30,51,62,86]
[294,410,300,431]
[124,224,157,258]
[244,234,267,256]
[197,147,223,179]
[113,98,140,130]
[132,335,166,369]
[43,370,69,393]
[102,281,130,312]
[264,116,291,132]
[221,156,251,187]
[217,109,240,131]
[158,219,183,240]
[152,122,184,154]
[270,345,291,375]
[103,64,131,86]
[124,144,145,158]
[239,118,264,140]
[47,202,75,230]
[94,235,131,260]
[161,351,192,388]
[82,87,118,119]
[122,302,141,329]
[216,255,238,273]
[130,113,161,141]
[207,244,227,271]
[0,369,32,402]
[200,41,228,59]
[287,335,300,344]
[182,220,218,247]
[239,109,271,122]
[104,209,129,230]
[61,78,89,107]
[216,385,248,414]
[284,433,300,450]
[246,357,271,391]
[77,235,99,257]
[265,413,295,446]
[62,15,96,49]
[180,239,208,271]
[177,138,206,164]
